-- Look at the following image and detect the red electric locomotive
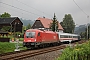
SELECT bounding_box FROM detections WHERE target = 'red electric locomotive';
[23,29,60,48]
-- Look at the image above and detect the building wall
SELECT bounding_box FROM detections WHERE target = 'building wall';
[11,19,23,32]
[32,20,63,32]
[0,18,23,32]
[32,20,44,29]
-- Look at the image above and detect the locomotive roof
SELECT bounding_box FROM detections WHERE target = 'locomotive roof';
[56,32,79,36]
[26,29,56,33]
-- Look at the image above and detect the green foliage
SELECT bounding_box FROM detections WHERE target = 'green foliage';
[80,32,86,39]
[23,26,26,31]
[85,25,90,39]
[60,14,75,33]
[50,13,58,32]
[0,34,12,38]
[19,38,24,41]
[57,41,90,60]
[15,32,24,38]
[80,25,90,39]
[0,12,11,18]
[3,35,7,38]
[0,42,26,54]
[1,26,11,32]
[26,23,31,30]
[0,42,15,54]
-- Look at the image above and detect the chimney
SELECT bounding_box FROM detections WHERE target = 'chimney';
[43,16,45,18]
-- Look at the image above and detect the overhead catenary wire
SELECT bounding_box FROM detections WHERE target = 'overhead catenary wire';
[0,2,35,20]
[0,1,41,17]
[73,0,89,40]
[73,0,88,16]
[16,0,52,18]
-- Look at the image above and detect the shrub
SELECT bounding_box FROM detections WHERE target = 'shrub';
[57,41,90,60]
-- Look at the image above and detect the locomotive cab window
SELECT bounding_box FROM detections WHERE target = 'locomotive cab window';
[26,32,35,38]
[38,32,40,36]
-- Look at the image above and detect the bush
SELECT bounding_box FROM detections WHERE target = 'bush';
[57,41,90,60]
[19,38,24,41]
[15,32,24,38]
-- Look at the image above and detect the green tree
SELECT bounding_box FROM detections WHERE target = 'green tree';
[50,13,58,32]
[84,25,90,39]
[26,23,31,30]
[60,14,75,33]
[80,32,85,39]
[79,25,90,39]
[0,12,11,18]
[1,26,11,32]
[88,25,90,39]
[22,26,26,33]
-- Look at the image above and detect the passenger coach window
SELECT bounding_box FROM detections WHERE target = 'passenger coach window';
[60,35,68,38]
[60,35,64,38]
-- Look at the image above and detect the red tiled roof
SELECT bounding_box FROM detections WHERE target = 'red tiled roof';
[37,17,63,30]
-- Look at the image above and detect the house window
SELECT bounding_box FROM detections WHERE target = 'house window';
[35,25,36,26]
[18,22,20,24]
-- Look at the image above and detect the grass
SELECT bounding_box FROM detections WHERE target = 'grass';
[0,42,26,54]
[57,40,90,60]
[19,38,24,41]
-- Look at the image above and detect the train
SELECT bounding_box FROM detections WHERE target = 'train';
[23,29,80,48]
[23,29,60,49]
[56,32,81,43]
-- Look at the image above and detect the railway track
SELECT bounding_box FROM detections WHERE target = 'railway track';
[0,40,87,60]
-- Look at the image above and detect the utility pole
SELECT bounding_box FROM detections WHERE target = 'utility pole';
[14,22,16,40]
[87,16,89,40]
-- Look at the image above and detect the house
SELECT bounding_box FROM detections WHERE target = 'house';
[0,17,23,32]
[32,17,63,32]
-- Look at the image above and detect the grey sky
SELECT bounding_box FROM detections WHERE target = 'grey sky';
[0,0,90,26]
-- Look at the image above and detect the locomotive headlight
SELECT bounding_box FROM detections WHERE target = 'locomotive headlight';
[35,39,36,41]
[24,40,25,41]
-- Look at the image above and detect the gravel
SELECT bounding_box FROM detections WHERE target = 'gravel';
[23,49,63,60]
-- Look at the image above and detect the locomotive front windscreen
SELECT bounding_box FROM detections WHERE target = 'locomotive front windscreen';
[25,32,35,38]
